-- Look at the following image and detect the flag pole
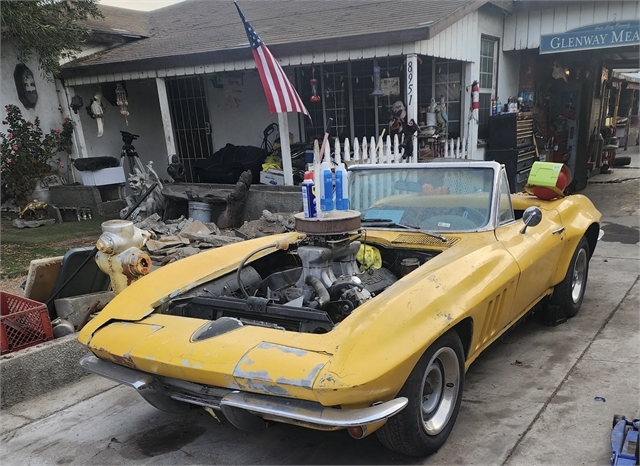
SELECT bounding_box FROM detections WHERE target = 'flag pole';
[234,0,308,187]
[277,113,294,185]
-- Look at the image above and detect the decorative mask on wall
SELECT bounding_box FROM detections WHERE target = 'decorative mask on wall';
[71,95,84,114]
[13,64,38,108]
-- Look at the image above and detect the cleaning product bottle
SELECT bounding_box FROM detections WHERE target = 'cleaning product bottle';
[301,171,317,218]
[320,160,334,212]
[335,162,349,210]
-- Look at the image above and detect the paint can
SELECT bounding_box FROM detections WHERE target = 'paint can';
[188,201,212,223]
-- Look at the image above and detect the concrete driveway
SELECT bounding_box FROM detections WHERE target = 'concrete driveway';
[1,151,638,465]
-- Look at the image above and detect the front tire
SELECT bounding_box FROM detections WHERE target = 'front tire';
[550,236,590,318]
[376,331,465,457]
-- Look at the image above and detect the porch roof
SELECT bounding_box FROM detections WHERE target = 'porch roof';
[60,0,488,78]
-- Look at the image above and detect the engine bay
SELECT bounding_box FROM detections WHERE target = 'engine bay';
[162,232,438,334]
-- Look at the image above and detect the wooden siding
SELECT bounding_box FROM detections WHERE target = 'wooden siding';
[504,1,640,51]
[419,11,479,62]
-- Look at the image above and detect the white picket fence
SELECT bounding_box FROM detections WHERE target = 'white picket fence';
[317,133,475,164]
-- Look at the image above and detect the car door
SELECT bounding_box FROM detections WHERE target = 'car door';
[494,173,566,320]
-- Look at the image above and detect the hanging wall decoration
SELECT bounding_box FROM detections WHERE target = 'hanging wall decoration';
[116,83,130,125]
[310,68,321,102]
[70,95,84,114]
[13,64,38,108]
[89,93,104,137]
[371,66,384,96]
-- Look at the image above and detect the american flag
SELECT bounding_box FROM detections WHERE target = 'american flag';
[234,1,309,117]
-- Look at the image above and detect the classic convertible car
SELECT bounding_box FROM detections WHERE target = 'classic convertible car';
[78,161,602,456]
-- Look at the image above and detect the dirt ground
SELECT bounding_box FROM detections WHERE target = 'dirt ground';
[0,216,101,297]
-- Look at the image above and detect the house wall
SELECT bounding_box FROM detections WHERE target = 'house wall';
[503,1,640,51]
[478,4,520,108]
[205,70,302,151]
[1,42,73,179]
[417,10,479,62]
[72,79,169,179]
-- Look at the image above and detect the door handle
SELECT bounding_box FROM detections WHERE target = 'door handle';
[552,227,565,235]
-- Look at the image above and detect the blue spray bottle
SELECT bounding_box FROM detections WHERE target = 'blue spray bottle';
[320,160,334,212]
[335,161,349,210]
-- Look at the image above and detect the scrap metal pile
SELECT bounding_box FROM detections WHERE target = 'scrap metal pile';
[135,210,296,267]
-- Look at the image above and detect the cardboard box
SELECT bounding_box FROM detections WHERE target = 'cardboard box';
[260,169,285,186]
[81,166,126,186]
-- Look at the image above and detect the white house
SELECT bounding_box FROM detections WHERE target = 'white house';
[3,0,638,194]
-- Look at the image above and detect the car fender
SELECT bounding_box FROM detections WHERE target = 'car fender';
[551,194,601,285]
[312,233,519,407]
[77,231,306,345]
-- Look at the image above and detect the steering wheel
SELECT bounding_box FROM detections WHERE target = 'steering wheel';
[420,207,486,230]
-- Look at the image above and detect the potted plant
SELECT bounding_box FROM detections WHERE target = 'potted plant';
[1,104,74,206]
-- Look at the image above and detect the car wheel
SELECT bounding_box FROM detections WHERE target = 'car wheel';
[550,236,590,318]
[376,330,464,457]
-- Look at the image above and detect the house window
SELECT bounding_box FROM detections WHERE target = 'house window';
[418,57,462,139]
[298,57,462,144]
[299,63,349,143]
[478,37,498,140]
[351,60,376,140]
[434,59,462,138]
[374,56,406,138]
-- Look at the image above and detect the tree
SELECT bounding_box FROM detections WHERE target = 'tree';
[0,0,103,78]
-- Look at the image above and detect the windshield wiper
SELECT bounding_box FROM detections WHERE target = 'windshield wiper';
[361,218,447,242]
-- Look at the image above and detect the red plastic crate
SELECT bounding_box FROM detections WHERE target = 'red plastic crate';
[0,292,53,355]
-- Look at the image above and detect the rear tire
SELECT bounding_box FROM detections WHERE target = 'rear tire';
[550,236,590,318]
[376,331,464,457]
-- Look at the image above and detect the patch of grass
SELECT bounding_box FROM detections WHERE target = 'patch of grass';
[1,218,103,279]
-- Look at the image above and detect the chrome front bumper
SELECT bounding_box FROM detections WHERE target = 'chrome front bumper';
[80,354,408,431]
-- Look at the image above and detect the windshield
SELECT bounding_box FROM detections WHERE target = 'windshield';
[349,165,494,231]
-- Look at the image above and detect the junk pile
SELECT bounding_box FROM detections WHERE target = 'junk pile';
[135,210,296,267]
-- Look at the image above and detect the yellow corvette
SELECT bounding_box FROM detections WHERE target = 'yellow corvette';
[78,161,602,456]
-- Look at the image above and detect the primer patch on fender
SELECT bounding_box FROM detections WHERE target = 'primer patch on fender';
[233,342,329,391]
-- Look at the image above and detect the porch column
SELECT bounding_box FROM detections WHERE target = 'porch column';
[155,77,177,164]
[277,113,294,185]
[57,82,88,183]
[464,61,480,160]
[406,54,418,162]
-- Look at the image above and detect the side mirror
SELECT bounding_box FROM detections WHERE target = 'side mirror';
[520,206,542,234]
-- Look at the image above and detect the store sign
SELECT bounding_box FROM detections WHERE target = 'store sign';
[540,21,640,54]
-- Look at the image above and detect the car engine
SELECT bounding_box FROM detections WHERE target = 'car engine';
[163,212,435,334]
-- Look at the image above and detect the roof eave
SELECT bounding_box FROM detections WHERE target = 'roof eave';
[59,0,489,80]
